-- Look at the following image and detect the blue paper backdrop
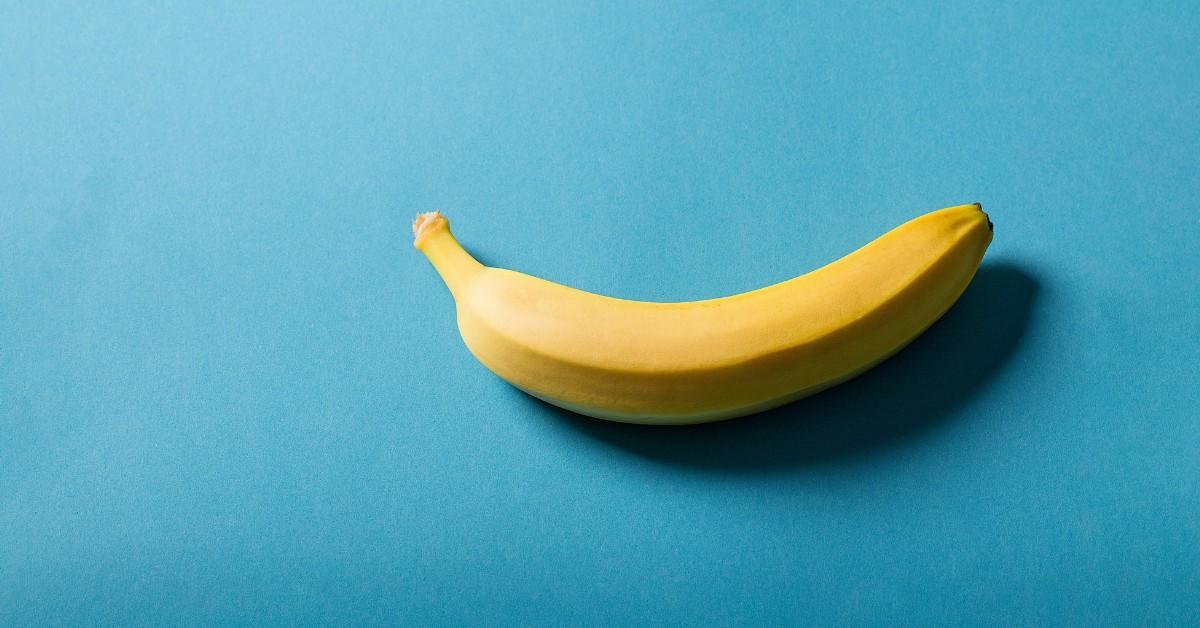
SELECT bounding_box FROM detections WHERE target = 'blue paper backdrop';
[3,2,1198,625]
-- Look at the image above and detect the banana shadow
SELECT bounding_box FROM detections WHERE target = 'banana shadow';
[524,261,1040,470]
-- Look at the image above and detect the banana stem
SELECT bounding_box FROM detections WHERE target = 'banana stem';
[413,211,483,295]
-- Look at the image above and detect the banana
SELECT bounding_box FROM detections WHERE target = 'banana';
[414,203,992,425]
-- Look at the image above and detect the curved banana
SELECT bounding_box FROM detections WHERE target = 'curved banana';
[414,204,992,425]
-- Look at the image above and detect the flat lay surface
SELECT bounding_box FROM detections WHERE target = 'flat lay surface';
[2,2,1198,625]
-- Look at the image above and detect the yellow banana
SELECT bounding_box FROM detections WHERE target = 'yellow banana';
[414,203,992,425]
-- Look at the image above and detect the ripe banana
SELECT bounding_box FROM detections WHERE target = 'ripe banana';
[414,204,992,425]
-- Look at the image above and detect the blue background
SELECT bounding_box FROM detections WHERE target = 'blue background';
[3,2,1198,625]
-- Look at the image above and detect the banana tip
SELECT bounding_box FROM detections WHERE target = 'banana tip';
[971,202,992,232]
[413,211,447,244]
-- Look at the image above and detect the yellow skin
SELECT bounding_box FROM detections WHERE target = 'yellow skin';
[415,204,992,424]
